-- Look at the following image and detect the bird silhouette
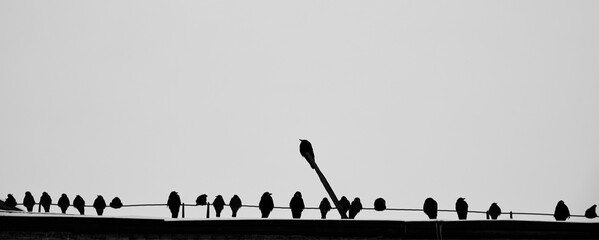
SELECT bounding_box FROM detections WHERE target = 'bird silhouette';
[40,192,52,213]
[167,191,181,218]
[339,196,350,216]
[289,191,305,219]
[5,194,17,209]
[57,194,70,214]
[349,198,362,219]
[23,192,36,212]
[423,198,438,220]
[455,197,468,220]
[299,139,316,169]
[585,205,597,219]
[259,192,274,218]
[229,195,242,217]
[73,195,85,215]
[196,194,207,206]
[488,203,501,220]
[319,198,332,219]
[554,200,570,221]
[213,195,225,217]
[93,195,107,216]
[110,197,123,209]
[374,198,386,211]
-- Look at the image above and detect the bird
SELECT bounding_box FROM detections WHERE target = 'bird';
[585,205,597,219]
[319,198,332,219]
[229,195,242,217]
[554,200,570,221]
[23,191,36,212]
[289,191,305,219]
[299,139,316,169]
[5,194,18,209]
[349,198,362,219]
[213,195,225,217]
[167,191,181,218]
[339,196,350,217]
[73,195,85,215]
[40,192,52,213]
[455,197,468,220]
[423,198,438,220]
[374,198,386,211]
[110,197,123,209]
[196,194,208,206]
[57,194,70,214]
[259,192,274,218]
[488,203,501,220]
[93,195,107,216]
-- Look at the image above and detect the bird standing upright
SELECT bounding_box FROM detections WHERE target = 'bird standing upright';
[259,192,274,218]
[488,203,501,220]
[73,195,85,215]
[554,200,570,221]
[423,198,438,220]
[57,194,70,214]
[339,196,350,216]
[585,205,597,219]
[229,195,242,217]
[319,198,332,219]
[455,198,468,220]
[213,195,225,217]
[23,192,36,212]
[196,194,208,206]
[299,139,316,169]
[40,192,52,213]
[289,191,305,219]
[167,191,181,218]
[5,194,17,209]
[93,195,107,216]
[349,198,362,219]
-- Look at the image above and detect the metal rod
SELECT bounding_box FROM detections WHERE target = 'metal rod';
[306,154,348,219]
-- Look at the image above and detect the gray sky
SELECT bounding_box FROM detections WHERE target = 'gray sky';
[1,1,598,220]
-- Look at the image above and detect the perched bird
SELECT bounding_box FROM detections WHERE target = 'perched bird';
[213,195,225,217]
[299,139,316,169]
[57,194,70,214]
[73,195,85,215]
[40,192,52,213]
[349,198,363,219]
[374,198,386,211]
[23,192,36,212]
[339,196,350,216]
[5,194,17,209]
[167,191,181,218]
[319,198,332,219]
[196,194,208,206]
[455,198,468,220]
[93,195,107,216]
[488,203,501,220]
[229,195,242,217]
[289,191,305,219]
[110,197,123,209]
[554,200,570,221]
[259,192,274,218]
[423,198,438,220]
[585,205,597,219]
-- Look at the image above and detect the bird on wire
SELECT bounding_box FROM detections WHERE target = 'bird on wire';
[349,197,363,219]
[374,198,386,211]
[554,200,570,221]
[455,197,468,220]
[289,191,305,219]
[23,191,36,212]
[57,194,70,214]
[319,198,332,219]
[213,195,225,217]
[110,197,123,209]
[5,194,17,209]
[259,192,274,218]
[299,139,316,169]
[423,198,438,220]
[585,205,597,219]
[339,196,350,216]
[93,195,107,216]
[229,195,242,217]
[167,191,181,218]
[73,195,85,215]
[196,194,207,206]
[40,192,52,213]
[488,203,501,220]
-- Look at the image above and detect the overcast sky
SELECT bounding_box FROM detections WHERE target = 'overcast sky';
[1,1,598,221]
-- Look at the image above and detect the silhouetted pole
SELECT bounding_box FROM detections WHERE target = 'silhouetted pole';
[305,154,348,219]
[182,203,185,218]
[206,202,210,218]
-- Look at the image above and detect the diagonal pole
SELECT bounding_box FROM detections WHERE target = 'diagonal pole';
[306,154,348,219]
